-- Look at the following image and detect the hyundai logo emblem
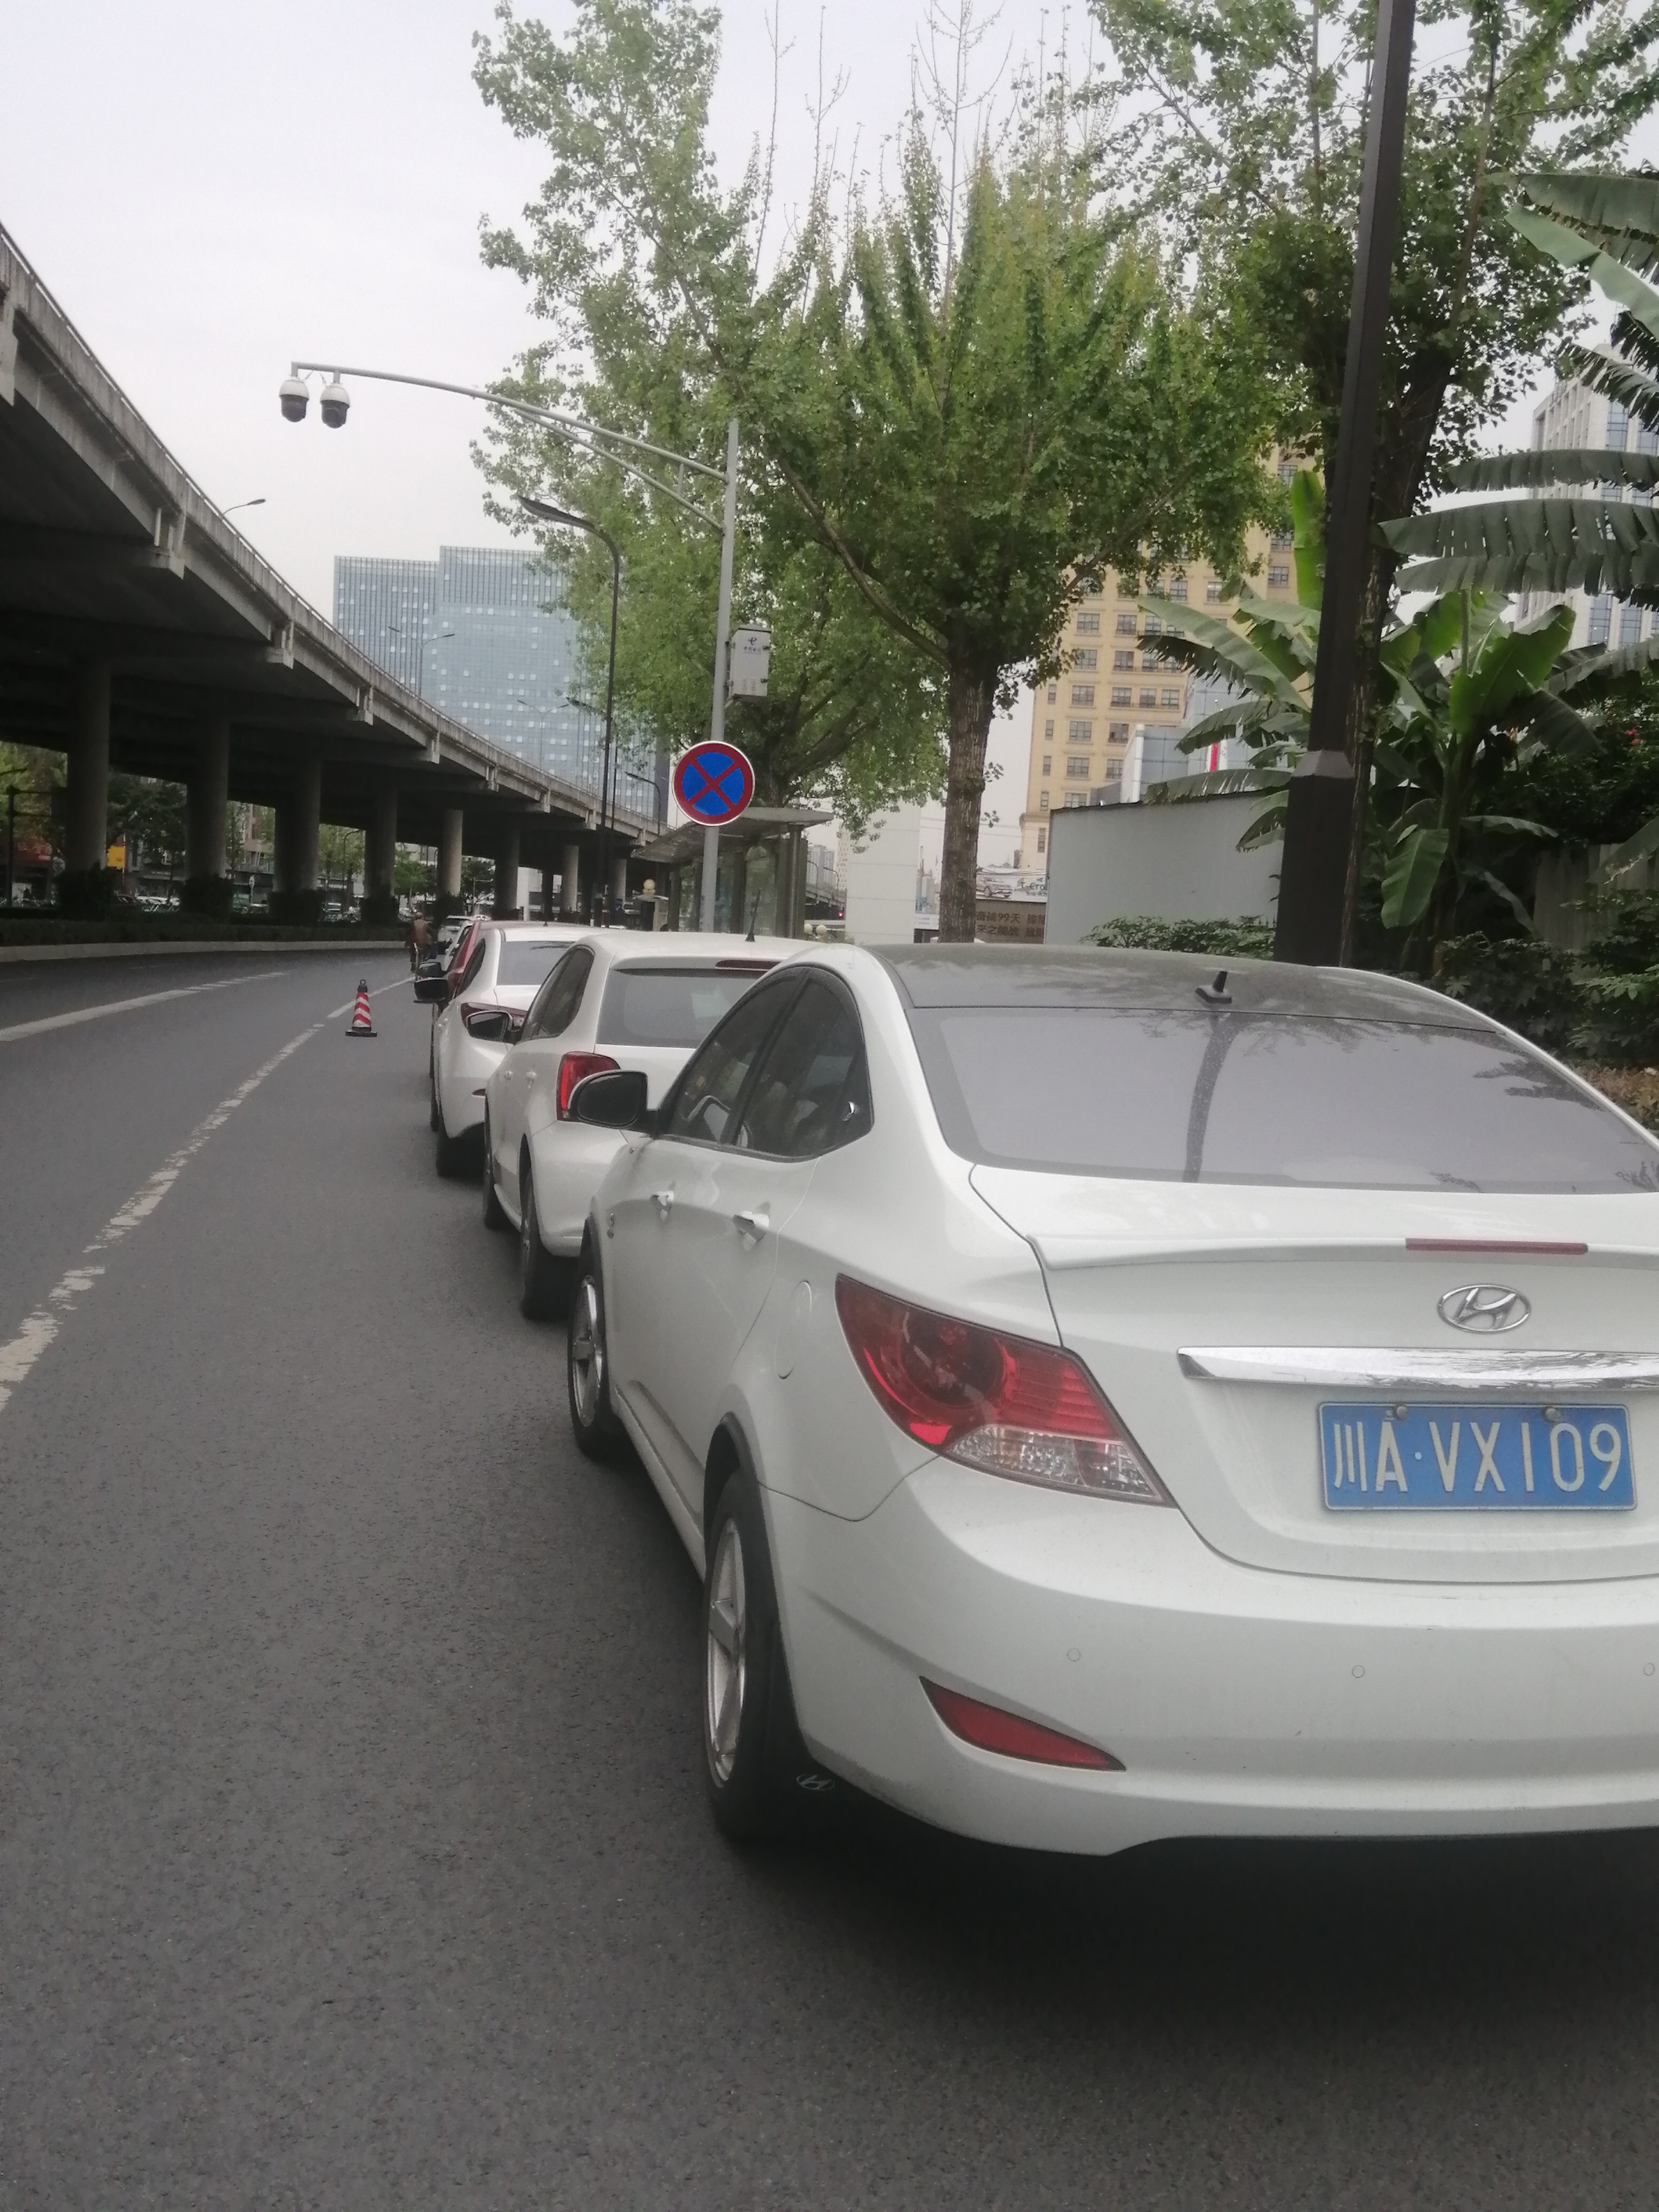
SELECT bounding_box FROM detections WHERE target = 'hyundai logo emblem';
[1437,1284,1531,1334]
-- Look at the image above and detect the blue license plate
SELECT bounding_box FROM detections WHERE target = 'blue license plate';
[1320,1404,1635,1511]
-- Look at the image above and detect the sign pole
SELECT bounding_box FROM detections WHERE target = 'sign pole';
[700,416,740,931]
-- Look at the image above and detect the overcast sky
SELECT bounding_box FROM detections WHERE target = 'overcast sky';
[0,1,1599,870]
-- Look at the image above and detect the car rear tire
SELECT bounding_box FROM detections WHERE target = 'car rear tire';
[519,1159,572,1319]
[702,1464,832,1843]
[482,1113,508,1230]
[567,1251,623,1459]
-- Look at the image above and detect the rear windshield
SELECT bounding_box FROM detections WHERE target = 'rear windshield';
[597,964,771,1050]
[496,939,572,986]
[908,1007,1659,1193]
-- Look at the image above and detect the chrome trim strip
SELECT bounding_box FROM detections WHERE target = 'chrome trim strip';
[1178,1346,1659,1393]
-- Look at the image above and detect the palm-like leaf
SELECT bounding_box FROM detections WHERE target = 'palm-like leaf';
[1449,448,1659,492]
[1136,596,1308,705]
[1382,497,1659,600]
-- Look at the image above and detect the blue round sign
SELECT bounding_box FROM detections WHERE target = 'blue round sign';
[673,741,756,826]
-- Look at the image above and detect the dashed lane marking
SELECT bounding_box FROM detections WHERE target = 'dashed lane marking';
[0,1017,325,1417]
[0,969,284,1045]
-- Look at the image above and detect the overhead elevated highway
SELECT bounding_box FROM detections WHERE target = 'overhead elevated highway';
[0,222,648,912]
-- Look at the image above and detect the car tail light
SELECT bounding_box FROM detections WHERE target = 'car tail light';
[922,1680,1122,1770]
[834,1276,1168,1503]
[557,1051,620,1117]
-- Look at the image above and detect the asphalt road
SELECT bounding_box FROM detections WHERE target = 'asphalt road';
[6,953,1659,2209]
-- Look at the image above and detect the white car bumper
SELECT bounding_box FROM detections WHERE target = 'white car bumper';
[440,1035,506,1137]
[769,1463,1659,1855]
[526,1120,625,1256]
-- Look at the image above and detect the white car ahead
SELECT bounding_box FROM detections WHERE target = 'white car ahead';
[563,943,1659,1850]
[481,934,794,1316]
[429,921,589,1176]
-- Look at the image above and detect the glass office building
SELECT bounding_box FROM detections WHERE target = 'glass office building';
[333,547,605,791]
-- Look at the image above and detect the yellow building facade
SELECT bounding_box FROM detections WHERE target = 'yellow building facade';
[1015,515,1295,873]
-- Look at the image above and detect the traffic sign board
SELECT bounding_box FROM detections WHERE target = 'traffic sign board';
[673,742,756,826]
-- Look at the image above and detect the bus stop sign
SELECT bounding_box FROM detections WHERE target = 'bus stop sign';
[673,741,756,826]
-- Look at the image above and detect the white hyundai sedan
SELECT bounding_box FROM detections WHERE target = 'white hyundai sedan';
[563,943,1659,1849]
[429,921,589,1176]
[481,934,793,1317]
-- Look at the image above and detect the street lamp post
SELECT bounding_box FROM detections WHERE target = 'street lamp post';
[517,496,621,926]
[1272,0,1418,966]
[386,618,454,701]
[278,361,738,926]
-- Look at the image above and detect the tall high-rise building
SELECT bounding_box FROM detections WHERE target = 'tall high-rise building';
[1519,374,1659,649]
[1013,499,1293,875]
[333,546,605,790]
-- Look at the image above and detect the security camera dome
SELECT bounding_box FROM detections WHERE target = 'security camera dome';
[319,377,350,430]
[279,375,310,423]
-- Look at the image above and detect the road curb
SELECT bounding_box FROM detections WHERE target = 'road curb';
[0,940,408,967]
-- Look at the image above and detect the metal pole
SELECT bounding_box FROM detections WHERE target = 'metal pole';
[1272,0,1417,967]
[700,416,740,932]
[599,539,621,926]
[5,787,14,912]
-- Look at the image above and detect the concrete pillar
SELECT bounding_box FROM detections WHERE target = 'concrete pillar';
[493,817,522,918]
[439,809,463,901]
[608,850,629,910]
[366,780,398,899]
[789,827,807,937]
[274,756,321,893]
[186,718,230,882]
[730,844,748,937]
[64,661,111,874]
[560,839,582,921]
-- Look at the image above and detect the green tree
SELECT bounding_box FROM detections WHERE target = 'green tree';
[474,0,1274,936]
[1094,0,1659,937]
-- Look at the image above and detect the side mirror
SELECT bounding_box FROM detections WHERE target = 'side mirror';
[462,1008,517,1043]
[412,973,449,1003]
[569,1067,650,1129]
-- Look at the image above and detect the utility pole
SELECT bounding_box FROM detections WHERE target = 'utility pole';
[1273,0,1417,966]
[700,417,741,932]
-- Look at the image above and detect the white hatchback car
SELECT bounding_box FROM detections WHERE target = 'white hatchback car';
[564,943,1659,1849]
[429,921,589,1176]
[481,934,794,1316]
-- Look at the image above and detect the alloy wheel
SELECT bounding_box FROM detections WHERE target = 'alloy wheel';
[705,1517,747,1786]
[569,1276,606,1426]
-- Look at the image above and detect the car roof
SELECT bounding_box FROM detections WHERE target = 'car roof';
[868,943,1484,1027]
[591,932,799,967]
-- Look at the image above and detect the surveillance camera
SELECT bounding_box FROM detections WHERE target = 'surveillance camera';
[279,375,309,423]
[319,376,350,430]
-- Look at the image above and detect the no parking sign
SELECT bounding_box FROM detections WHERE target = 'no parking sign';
[673,742,756,826]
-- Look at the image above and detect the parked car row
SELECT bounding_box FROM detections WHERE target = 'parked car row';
[418,937,1659,1861]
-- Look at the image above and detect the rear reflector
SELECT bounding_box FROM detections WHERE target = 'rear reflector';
[1406,1238,1588,1256]
[835,1275,1168,1502]
[922,1681,1122,1771]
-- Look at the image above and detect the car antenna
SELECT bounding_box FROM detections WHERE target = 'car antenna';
[1196,970,1231,1007]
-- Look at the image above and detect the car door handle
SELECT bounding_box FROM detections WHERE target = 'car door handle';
[653,1189,675,1219]
[732,1208,769,1242]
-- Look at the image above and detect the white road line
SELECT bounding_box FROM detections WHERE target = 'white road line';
[0,1017,325,1418]
[0,969,283,1045]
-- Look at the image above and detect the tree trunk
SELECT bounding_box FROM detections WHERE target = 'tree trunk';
[1338,542,1396,959]
[938,656,998,943]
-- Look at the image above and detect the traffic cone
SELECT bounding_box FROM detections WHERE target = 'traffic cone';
[347,979,376,1038]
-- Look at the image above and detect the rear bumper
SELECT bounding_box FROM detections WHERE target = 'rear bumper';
[526,1122,625,1255]
[439,1036,505,1136]
[769,1465,1659,1855]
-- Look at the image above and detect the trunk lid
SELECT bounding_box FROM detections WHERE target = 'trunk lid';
[973,1167,1659,1584]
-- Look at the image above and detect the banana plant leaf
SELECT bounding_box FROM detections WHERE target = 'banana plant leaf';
[1175,698,1278,752]
[1136,597,1305,704]
[1554,341,1659,432]
[1143,765,1293,805]
[1237,799,1289,851]
[1549,633,1659,691]
[1382,497,1659,600]
[1381,826,1453,930]
[1449,448,1659,492]
[1447,605,1574,736]
[1591,810,1659,883]
[1291,468,1324,610]
[1509,173,1659,269]
[1472,868,1538,935]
